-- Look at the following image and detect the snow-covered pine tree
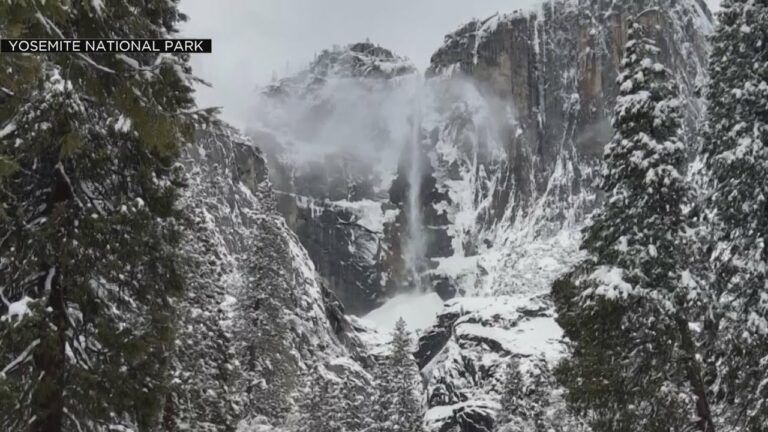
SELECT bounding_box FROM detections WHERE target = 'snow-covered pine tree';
[369,318,424,432]
[296,365,344,432]
[337,371,373,432]
[498,358,527,431]
[701,1,768,430]
[236,217,301,425]
[0,1,210,431]
[552,19,714,432]
[163,196,244,432]
[389,318,424,432]
[497,358,551,432]
[369,362,395,432]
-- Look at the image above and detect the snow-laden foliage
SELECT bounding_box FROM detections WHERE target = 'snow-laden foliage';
[0,1,736,431]
[295,365,347,432]
[163,127,270,431]
[236,213,346,423]
[369,318,425,432]
[0,1,207,430]
[553,20,714,432]
[700,0,768,430]
[497,357,589,432]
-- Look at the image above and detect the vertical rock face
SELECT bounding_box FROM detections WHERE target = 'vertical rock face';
[248,44,420,315]
[426,0,711,233]
[414,0,712,303]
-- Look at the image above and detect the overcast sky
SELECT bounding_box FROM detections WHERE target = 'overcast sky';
[181,0,722,128]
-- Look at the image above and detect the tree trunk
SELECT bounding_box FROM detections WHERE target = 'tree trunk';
[30,266,66,432]
[29,165,74,432]
[676,315,716,432]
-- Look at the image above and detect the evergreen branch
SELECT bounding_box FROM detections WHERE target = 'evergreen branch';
[0,339,40,377]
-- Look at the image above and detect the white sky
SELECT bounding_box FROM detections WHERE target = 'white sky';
[181,0,722,128]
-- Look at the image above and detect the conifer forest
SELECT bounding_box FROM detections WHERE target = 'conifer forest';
[1,0,767,431]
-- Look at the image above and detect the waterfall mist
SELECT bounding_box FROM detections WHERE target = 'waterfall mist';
[246,67,510,296]
[405,85,426,292]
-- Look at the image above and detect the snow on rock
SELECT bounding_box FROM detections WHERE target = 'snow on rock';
[480,226,585,297]
[418,294,562,373]
[295,196,387,234]
[347,315,393,357]
[424,399,499,432]
[363,291,445,334]
[416,293,567,431]
[455,318,564,360]
[277,192,397,315]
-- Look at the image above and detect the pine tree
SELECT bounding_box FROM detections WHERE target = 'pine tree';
[369,318,424,432]
[498,358,527,431]
[0,1,209,430]
[296,365,344,432]
[236,217,302,424]
[498,358,555,432]
[163,200,243,432]
[552,19,713,432]
[337,373,372,432]
[701,1,768,430]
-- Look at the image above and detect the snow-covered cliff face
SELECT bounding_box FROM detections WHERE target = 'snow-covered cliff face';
[169,127,370,430]
[424,0,711,294]
[248,0,713,430]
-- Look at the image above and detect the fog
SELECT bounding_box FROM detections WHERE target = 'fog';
[247,70,509,196]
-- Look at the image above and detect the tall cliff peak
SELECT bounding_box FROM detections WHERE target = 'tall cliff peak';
[264,41,418,99]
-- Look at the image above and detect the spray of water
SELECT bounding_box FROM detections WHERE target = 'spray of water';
[248,70,506,296]
[405,85,426,292]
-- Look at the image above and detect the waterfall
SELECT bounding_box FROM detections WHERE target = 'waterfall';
[405,90,426,292]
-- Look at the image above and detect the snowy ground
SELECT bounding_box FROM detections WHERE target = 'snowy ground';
[362,291,445,333]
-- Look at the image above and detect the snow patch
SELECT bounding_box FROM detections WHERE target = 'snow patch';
[363,291,444,333]
[3,296,34,322]
[456,317,564,360]
[0,122,16,140]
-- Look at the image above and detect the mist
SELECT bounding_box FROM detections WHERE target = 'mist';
[180,0,545,127]
[180,0,722,128]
